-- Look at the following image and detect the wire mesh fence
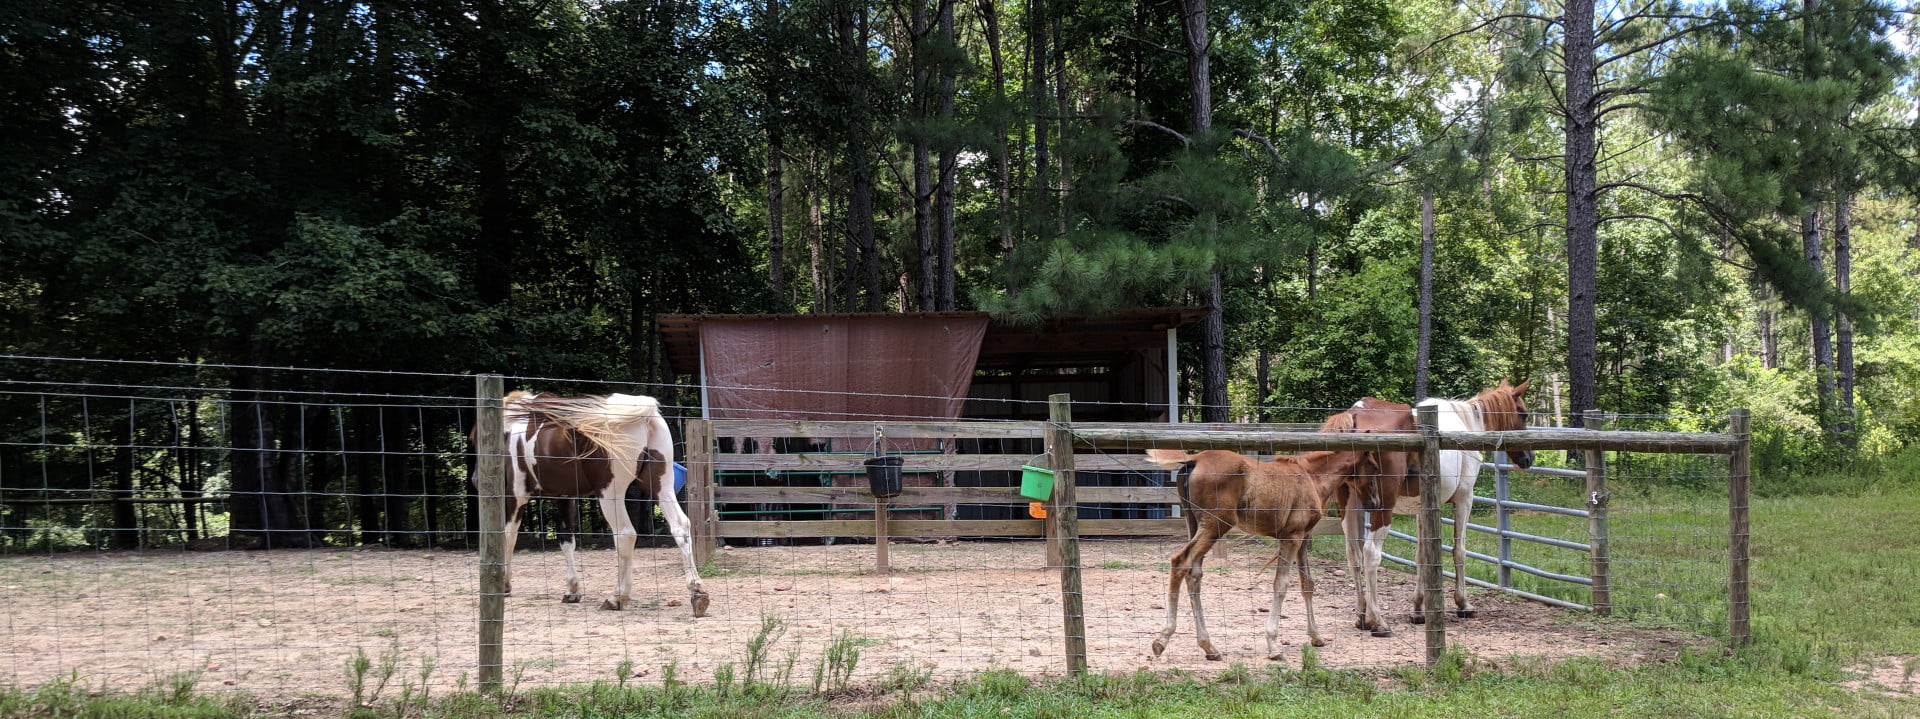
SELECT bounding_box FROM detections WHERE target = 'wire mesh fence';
[1,357,1747,699]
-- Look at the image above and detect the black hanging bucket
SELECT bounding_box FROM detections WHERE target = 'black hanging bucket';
[864,456,905,499]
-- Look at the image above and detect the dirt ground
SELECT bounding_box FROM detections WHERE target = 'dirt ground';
[0,538,1699,698]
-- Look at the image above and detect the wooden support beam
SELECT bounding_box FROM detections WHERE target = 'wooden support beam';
[1048,394,1087,675]
[1728,408,1752,648]
[473,374,505,693]
[1417,404,1447,665]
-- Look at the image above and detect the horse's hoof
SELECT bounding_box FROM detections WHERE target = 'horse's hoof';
[1370,628,1394,638]
[600,597,627,611]
[1354,618,1369,630]
[1204,653,1223,662]
[691,592,711,617]
[1456,609,1476,619]
[1151,640,1167,657]
[1410,614,1425,625]
[1310,638,1326,648]
[562,593,582,604]
[1267,653,1286,662]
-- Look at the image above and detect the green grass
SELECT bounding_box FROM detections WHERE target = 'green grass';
[6,487,1920,717]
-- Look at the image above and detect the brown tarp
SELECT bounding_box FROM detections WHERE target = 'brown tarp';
[700,315,990,422]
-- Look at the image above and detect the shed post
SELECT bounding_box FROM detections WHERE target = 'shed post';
[1416,404,1447,665]
[1728,408,1751,647]
[1047,394,1087,675]
[1493,451,1513,589]
[474,374,506,693]
[685,419,715,568]
[1583,410,1611,616]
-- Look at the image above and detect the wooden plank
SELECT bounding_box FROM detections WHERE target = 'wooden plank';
[709,419,1046,440]
[473,375,506,693]
[1440,430,1740,453]
[1049,394,1088,675]
[709,517,1347,539]
[1416,405,1447,665]
[1728,409,1751,648]
[708,452,1165,472]
[709,485,1181,505]
[1072,428,1426,452]
[1583,410,1611,616]
[713,518,1194,538]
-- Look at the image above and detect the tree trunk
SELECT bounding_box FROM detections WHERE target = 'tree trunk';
[1178,0,1224,422]
[109,402,138,549]
[1835,194,1855,447]
[1054,15,1071,237]
[912,0,935,311]
[807,150,829,312]
[1759,284,1778,368]
[1416,184,1436,401]
[1029,0,1051,240]
[936,0,958,310]
[837,0,878,313]
[767,129,786,304]
[980,0,1014,265]
[1564,0,1599,427]
[229,366,311,548]
[1803,207,1834,431]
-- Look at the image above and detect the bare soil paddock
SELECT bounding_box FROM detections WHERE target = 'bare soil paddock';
[0,538,1696,697]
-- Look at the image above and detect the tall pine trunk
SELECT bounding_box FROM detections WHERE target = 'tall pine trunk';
[980,0,1014,265]
[1803,207,1834,431]
[1028,0,1050,239]
[912,0,935,311]
[767,130,786,304]
[936,0,958,309]
[836,1,878,312]
[807,150,829,312]
[1053,15,1071,236]
[1564,0,1599,427]
[1835,195,1855,446]
[1415,184,1436,401]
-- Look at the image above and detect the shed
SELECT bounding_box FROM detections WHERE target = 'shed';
[656,309,1202,531]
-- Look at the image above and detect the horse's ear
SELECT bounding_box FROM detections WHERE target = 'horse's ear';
[1513,378,1531,394]
[1496,377,1510,388]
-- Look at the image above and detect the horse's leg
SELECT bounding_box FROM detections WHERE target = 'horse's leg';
[1184,534,1222,660]
[596,494,637,610]
[1340,496,1367,630]
[1298,536,1324,650]
[656,480,709,617]
[1451,493,1475,618]
[1360,508,1392,637]
[1266,539,1299,661]
[1151,538,1199,658]
[502,499,524,596]
[557,497,583,603]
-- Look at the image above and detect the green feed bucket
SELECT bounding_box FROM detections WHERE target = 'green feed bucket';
[1019,465,1055,502]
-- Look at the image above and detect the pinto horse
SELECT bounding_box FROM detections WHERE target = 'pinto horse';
[1144,447,1375,661]
[474,391,709,615]
[1410,378,1533,621]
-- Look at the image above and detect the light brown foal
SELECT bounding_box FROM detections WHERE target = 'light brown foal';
[1144,448,1374,662]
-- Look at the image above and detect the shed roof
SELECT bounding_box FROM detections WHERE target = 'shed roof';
[656,309,1204,377]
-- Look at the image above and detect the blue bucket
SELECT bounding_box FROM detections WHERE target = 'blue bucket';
[672,462,687,494]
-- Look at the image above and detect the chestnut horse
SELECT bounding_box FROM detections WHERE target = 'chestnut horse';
[474,391,709,615]
[1144,447,1374,661]
[1317,397,1418,637]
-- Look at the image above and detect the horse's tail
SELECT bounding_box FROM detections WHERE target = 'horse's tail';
[518,393,662,458]
[1176,460,1198,539]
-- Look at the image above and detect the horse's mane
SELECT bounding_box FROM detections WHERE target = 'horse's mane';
[1471,385,1526,432]
[508,392,661,458]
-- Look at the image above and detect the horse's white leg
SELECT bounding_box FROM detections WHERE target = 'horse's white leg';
[1152,537,1199,657]
[657,482,710,617]
[558,498,583,603]
[1361,514,1392,636]
[1451,492,1475,618]
[501,501,523,596]
[1298,538,1324,650]
[596,495,637,610]
[1267,541,1298,661]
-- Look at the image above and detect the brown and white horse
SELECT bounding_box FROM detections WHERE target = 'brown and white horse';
[1410,378,1533,621]
[1144,447,1374,661]
[475,391,709,615]
[1317,397,1418,637]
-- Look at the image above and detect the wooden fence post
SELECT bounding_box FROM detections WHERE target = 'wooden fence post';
[685,419,715,569]
[1583,409,1611,616]
[1728,408,1751,648]
[874,429,890,574]
[1493,451,1513,589]
[1046,394,1087,675]
[474,374,506,693]
[1416,404,1446,665]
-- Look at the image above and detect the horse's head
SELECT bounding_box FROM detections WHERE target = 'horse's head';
[1478,379,1534,469]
